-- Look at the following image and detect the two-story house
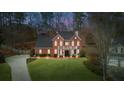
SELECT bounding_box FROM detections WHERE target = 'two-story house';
[35,31,85,57]
[108,37,124,66]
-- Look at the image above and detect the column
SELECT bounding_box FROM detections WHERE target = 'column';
[71,49,74,57]
[57,47,60,58]
[63,49,65,58]
[70,49,72,58]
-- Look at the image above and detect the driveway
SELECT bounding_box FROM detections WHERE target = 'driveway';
[6,55,31,81]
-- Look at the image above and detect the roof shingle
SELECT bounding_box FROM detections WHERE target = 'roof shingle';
[36,34,53,48]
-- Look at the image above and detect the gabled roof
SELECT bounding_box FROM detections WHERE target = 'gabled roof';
[36,31,81,48]
[36,34,53,48]
[58,31,75,40]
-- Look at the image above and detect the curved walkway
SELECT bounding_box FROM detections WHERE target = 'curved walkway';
[6,55,31,81]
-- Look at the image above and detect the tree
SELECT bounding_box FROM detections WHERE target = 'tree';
[14,12,25,24]
[40,12,54,27]
[89,12,124,80]
[73,12,87,31]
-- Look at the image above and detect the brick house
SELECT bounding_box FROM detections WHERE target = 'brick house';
[35,31,85,57]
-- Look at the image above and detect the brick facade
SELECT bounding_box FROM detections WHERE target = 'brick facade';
[35,31,84,57]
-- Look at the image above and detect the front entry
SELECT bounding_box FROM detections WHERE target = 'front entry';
[65,50,70,57]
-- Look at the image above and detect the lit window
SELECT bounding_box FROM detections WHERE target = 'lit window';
[75,37,77,39]
[60,41,63,46]
[48,49,50,54]
[77,41,80,46]
[39,49,42,54]
[65,42,69,46]
[54,49,57,54]
[54,41,57,46]
[72,41,74,46]
[57,37,59,39]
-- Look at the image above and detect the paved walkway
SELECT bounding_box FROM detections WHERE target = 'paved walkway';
[6,55,31,81]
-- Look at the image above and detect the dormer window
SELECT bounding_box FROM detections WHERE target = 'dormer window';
[54,41,57,46]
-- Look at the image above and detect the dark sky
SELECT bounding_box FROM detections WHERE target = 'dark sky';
[24,12,88,30]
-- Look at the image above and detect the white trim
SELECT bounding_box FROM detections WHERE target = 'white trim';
[48,49,50,54]
[70,34,82,41]
[52,34,64,41]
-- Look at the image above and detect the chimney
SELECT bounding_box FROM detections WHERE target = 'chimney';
[75,31,79,36]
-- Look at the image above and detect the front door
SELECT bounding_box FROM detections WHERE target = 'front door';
[65,50,70,57]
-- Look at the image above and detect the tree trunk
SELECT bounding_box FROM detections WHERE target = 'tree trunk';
[102,58,107,81]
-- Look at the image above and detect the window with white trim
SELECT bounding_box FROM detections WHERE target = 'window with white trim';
[60,41,63,46]
[57,37,59,39]
[39,49,42,54]
[75,37,77,39]
[54,49,57,54]
[77,41,80,46]
[54,41,57,46]
[65,42,69,46]
[72,41,74,46]
[48,49,50,54]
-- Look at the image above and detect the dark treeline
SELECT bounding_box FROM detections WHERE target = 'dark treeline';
[0,12,88,46]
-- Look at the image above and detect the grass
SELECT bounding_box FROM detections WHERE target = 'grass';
[28,58,102,81]
[0,63,11,81]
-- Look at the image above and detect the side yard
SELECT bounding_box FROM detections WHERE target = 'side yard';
[28,58,102,81]
[0,63,11,81]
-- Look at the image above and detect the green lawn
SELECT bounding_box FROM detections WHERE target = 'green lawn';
[28,58,102,81]
[0,63,11,81]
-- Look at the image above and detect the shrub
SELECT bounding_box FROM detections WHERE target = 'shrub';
[84,53,103,76]
[72,54,76,57]
[108,66,124,80]
[84,60,103,76]
[47,54,51,57]
[54,54,57,57]
[27,58,37,64]
[30,49,35,57]
[35,54,50,57]
[80,49,86,57]
[0,53,5,63]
